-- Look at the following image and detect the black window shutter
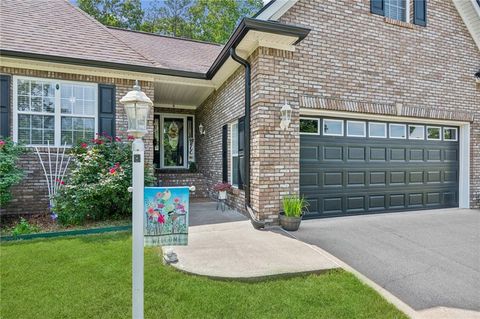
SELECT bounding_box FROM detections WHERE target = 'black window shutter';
[0,75,10,138]
[238,117,245,190]
[413,0,427,26]
[98,84,116,137]
[222,124,228,182]
[371,0,384,16]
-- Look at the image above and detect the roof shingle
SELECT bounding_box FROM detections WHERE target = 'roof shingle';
[0,0,221,73]
[108,28,222,73]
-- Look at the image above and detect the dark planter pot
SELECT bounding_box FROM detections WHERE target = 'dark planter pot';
[279,212,303,231]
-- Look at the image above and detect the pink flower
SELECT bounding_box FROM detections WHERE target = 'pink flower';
[158,214,165,224]
[0,140,5,148]
[174,197,180,203]
[115,136,122,142]
[92,138,103,145]
[80,142,88,149]
[55,178,65,185]
[127,135,135,141]
[148,207,154,214]
[109,168,116,174]
[158,203,164,209]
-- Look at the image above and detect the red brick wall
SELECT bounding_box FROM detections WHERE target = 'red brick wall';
[192,0,479,219]
[0,67,154,215]
[195,67,247,212]
[248,0,480,215]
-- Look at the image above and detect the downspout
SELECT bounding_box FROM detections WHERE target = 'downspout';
[229,47,265,229]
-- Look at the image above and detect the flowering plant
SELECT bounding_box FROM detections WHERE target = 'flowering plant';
[0,138,26,206]
[53,133,155,225]
[213,182,232,192]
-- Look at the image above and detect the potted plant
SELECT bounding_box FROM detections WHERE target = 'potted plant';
[279,195,308,231]
[213,182,232,200]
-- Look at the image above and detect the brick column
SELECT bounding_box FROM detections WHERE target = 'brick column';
[250,48,300,223]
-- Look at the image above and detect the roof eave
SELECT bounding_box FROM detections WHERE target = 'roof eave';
[0,49,207,79]
[206,17,310,79]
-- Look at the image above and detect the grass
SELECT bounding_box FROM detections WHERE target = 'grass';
[0,232,407,319]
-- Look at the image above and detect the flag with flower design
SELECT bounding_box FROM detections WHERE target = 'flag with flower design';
[144,187,189,246]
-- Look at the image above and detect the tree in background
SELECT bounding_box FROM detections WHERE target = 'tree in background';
[78,0,144,30]
[77,0,263,44]
[143,0,194,38]
[188,0,263,44]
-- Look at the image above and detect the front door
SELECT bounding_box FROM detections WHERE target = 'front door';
[154,114,195,169]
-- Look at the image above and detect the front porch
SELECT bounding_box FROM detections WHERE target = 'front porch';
[188,200,247,226]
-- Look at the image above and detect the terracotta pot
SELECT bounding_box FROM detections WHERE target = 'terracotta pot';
[279,212,302,231]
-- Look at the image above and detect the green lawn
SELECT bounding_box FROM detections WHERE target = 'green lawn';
[1,232,407,319]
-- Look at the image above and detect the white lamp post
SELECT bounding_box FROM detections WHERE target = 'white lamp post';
[280,100,292,130]
[120,81,153,319]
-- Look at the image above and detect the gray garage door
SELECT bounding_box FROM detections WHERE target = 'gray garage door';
[300,117,459,219]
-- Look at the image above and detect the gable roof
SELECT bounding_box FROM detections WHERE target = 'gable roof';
[0,0,154,68]
[108,28,222,74]
[453,0,480,50]
[0,0,309,80]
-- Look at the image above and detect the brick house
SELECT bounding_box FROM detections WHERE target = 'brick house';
[1,0,479,222]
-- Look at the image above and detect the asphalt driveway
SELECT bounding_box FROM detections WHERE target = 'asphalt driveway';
[293,208,480,311]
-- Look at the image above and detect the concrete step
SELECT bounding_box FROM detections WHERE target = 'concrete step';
[156,172,209,199]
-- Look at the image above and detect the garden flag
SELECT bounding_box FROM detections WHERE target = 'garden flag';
[144,187,189,246]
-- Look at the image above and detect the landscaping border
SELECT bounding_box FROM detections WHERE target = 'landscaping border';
[1,225,131,241]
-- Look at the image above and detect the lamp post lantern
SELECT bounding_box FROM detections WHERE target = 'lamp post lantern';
[120,81,153,319]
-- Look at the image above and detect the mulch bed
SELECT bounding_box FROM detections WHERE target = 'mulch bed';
[0,213,130,236]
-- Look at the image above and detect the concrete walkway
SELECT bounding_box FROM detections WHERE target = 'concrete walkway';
[166,201,339,279]
[168,220,339,279]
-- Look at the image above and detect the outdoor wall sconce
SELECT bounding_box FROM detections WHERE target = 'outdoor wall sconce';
[280,100,292,130]
[198,123,206,135]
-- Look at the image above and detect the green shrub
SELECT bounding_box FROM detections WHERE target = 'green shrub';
[11,217,39,236]
[53,134,155,225]
[0,138,26,206]
[282,195,308,217]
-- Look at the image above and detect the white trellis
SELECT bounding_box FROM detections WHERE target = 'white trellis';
[34,141,71,212]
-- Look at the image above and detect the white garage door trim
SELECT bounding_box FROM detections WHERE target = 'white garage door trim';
[300,109,471,209]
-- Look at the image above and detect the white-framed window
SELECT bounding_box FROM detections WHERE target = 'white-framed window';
[323,119,343,136]
[369,122,387,138]
[300,117,320,135]
[443,127,458,141]
[408,125,425,140]
[230,122,239,187]
[426,126,441,141]
[14,76,97,146]
[346,120,366,137]
[389,123,406,139]
[385,0,408,22]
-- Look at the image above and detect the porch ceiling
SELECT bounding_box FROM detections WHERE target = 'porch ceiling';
[154,81,214,108]
[153,29,300,109]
